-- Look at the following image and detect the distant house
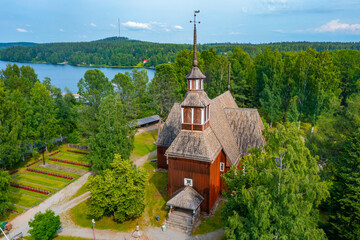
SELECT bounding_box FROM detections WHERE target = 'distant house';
[61,93,80,101]
[143,59,148,64]
[135,115,161,128]
[155,19,265,232]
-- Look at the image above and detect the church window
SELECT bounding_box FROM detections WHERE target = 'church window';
[220,162,225,172]
[184,178,193,187]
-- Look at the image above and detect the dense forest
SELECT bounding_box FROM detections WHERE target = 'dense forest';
[1,44,359,239]
[0,42,38,50]
[0,36,359,67]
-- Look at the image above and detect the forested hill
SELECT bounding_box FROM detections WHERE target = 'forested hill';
[0,36,359,67]
[0,42,38,50]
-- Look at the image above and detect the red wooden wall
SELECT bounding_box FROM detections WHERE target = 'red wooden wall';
[157,146,168,169]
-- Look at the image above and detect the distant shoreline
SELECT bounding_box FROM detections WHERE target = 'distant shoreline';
[0,60,155,70]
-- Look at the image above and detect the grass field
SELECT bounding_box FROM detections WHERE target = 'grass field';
[10,186,48,199]
[12,174,68,189]
[191,201,225,235]
[3,144,91,221]
[70,161,168,231]
[9,193,42,208]
[131,129,157,160]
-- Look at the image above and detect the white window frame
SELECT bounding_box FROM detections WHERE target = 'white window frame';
[184,178,193,187]
[191,108,194,124]
[189,80,192,90]
[201,108,204,124]
[196,80,200,89]
[201,80,203,90]
[181,108,184,123]
[220,162,225,172]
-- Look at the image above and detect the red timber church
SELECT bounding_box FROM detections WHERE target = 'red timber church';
[155,11,265,231]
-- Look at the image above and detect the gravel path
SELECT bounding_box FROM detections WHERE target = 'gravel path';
[1,172,91,240]
[133,150,157,167]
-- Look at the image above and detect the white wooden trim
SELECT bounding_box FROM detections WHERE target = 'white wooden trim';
[181,108,184,123]
[196,80,200,89]
[201,80,203,90]
[184,178,193,187]
[201,108,204,124]
[191,108,194,124]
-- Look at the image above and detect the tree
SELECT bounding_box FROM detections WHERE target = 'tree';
[28,209,61,240]
[0,170,10,217]
[201,48,229,99]
[128,68,150,118]
[230,47,256,107]
[328,129,360,239]
[28,82,59,163]
[87,155,148,222]
[88,94,135,172]
[259,74,282,127]
[223,122,329,240]
[149,63,181,117]
[77,69,113,136]
[111,72,136,119]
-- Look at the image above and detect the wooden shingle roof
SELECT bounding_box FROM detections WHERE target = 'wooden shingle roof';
[165,127,222,162]
[156,91,265,167]
[166,186,204,210]
[180,91,211,107]
[155,104,181,147]
[225,108,265,157]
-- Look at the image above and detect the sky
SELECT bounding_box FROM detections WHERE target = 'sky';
[1,0,360,44]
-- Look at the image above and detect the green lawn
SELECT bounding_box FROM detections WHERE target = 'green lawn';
[46,159,90,171]
[12,174,68,189]
[69,182,89,201]
[56,152,88,163]
[69,161,168,231]
[10,186,48,199]
[8,204,26,213]
[191,201,225,235]
[131,129,157,160]
[11,179,56,192]
[25,171,72,183]
[9,193,42,208]
[31,164,82,178]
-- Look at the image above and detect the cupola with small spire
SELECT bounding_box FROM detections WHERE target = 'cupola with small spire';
[180,10,210,131]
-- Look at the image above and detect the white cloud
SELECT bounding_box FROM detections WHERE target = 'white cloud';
[315,19,360,33]
[241,7,248,13]
[110,24,116,28]
[173,25,183,30]
[273,29,285,33]
[122,21,151,30]
[16,28,27,33]
[164,28,170,32]
[59,28,65,32]
[25,24,31,27]
[90,23,97,27]
[78,34,87,39]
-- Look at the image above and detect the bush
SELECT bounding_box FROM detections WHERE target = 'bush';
[28,209,61,240]
[67,131,80,144]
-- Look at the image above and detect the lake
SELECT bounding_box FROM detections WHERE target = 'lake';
[0,60,155,93]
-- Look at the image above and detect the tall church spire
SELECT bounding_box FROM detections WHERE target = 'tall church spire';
[190,10,200,67]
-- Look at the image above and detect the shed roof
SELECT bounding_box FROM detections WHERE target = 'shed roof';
[166,186,204,210]
[136,115,161,127]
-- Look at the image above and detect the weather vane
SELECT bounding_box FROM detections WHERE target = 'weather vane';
[190,10,200,67]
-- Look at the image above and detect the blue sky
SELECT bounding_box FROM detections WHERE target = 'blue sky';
[1,0,360,44]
